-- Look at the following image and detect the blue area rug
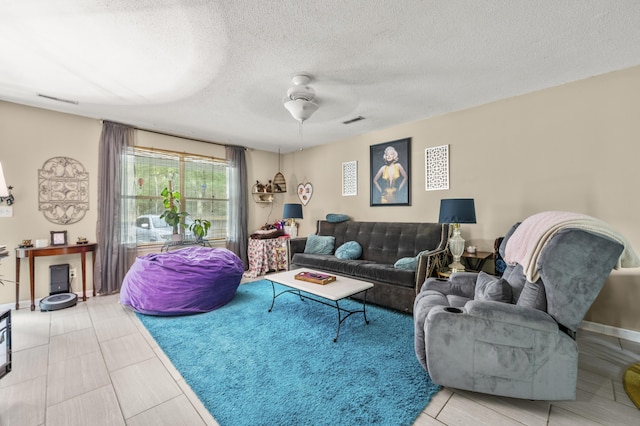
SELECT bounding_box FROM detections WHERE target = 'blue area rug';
[137,279,440,426]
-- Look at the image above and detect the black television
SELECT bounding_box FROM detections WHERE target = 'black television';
[0,309,11,380]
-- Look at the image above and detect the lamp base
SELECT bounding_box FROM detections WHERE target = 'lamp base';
[448,224,466,272]
[284,225,297,238]
[448,259,466,273]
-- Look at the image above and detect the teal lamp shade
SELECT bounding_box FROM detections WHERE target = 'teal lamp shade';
[438,198,476,272]
[283,203,303,221]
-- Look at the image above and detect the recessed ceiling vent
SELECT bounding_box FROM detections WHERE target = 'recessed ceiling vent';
[37,93,79,105]
[343,116,365,125]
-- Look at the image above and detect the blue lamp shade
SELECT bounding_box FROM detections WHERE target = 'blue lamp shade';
[438,199,476,224]
[283,203,303,220]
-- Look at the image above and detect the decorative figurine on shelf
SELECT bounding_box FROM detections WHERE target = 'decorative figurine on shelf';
[19,239,33,248]
[255,180,265,192]
[77,237,88,245]
[266,180,273,193]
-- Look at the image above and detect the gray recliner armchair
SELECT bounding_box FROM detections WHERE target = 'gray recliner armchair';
[414,216,630,400]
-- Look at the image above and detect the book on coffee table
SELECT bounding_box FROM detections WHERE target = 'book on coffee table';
[294,271,336,285]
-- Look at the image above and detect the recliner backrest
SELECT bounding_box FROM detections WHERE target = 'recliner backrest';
[537,229,623,331]
[499,223,623,331]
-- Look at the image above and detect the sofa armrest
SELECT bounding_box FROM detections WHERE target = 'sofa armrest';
[289,237,307,255]
[415,247,448,294]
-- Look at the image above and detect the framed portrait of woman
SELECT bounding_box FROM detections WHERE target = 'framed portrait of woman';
[370,138,411,206]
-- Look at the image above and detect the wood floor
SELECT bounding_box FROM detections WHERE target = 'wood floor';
[1,290,638,425]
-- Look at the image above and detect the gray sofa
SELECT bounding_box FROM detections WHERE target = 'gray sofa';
[290,220,450,313]
[414,219,627,400]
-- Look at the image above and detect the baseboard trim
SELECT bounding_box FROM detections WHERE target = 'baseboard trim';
[580,320,640,343]
[0,291,90,312]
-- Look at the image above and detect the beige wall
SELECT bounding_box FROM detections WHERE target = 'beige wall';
[0,103,101,307]
[0,103,279,308]
[1,65,639,332]
[283,66,640,332]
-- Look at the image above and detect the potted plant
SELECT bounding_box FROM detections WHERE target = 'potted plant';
[159,185,189,241]
[189,218,211,242]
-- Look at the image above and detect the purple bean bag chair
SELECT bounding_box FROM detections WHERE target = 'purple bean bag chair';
[120,246,244,316]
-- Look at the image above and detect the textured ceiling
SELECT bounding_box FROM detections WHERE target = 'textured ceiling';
[2,1,640,153]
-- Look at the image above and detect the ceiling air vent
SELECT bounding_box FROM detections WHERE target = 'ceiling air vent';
[37,93,79,105]
[342,116,365,125]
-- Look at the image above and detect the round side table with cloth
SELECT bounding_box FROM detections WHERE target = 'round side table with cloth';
[120,246,244,316]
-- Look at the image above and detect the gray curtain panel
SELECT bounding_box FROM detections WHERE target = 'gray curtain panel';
[226,146,248,269]
[94,121,136,294]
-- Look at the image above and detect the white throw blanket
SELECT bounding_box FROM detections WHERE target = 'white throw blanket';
[504,211,640,282]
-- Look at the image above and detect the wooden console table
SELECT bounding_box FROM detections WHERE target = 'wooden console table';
[15,243,97,311]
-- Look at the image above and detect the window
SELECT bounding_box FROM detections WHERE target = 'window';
[125,147,229,245]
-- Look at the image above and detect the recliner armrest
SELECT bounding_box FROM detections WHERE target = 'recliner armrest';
[420,275,476,299]
[424,300,577,400]
[464,300,559,333]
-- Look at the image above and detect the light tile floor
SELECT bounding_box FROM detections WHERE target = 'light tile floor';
[1,290,639,425]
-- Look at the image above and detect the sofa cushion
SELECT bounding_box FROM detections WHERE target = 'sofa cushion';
[326,213,350,223]
[335,241,362,260]
[291,253,416,289]
[304,234,335,255]
[474,272,512,303]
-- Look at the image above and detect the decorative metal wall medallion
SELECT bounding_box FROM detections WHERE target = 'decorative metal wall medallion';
[425,145,449,191]
[38,157,89,224]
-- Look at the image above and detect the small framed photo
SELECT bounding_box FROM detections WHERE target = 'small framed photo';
[50,230,68,246]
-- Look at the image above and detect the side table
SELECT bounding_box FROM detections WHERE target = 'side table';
[461,251,493,272]
[436,250,494,278]
[244,236,289,278]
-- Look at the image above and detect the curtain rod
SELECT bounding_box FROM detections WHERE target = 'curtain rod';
[100,119,247,150]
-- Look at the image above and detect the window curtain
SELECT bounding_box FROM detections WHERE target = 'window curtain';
[226,146,248,268]
[94,121,136,294]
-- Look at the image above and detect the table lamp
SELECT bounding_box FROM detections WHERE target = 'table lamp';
[283,203,303,237]
[438,198,476,272]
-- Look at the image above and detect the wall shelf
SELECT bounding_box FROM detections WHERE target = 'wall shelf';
[251,183,283,204]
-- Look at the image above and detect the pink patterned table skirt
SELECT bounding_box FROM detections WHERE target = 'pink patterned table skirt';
[244,236,289,278]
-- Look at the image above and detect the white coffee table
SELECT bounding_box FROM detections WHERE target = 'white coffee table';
[266,269,374,342]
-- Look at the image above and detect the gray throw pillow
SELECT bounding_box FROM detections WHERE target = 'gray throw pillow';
[304,234,336,255]
[474,271,512,303]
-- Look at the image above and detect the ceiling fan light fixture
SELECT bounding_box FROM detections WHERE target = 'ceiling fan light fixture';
[284,74,319,122]
[284,99,319,123]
